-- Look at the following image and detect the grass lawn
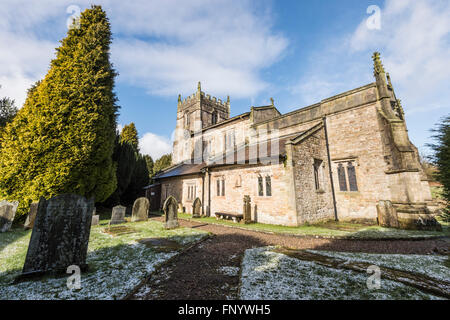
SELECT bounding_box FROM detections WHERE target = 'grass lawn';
[175,212,449,240]
[0,218,208,300]
[240,247,447,300]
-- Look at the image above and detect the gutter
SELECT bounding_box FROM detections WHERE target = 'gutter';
[323,116,339,221]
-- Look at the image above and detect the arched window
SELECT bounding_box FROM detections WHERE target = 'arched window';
[212,111,218,125]
[258,176,264,196]
[265,176,272,197]
[347,162,358,191]
[337,163,347,192]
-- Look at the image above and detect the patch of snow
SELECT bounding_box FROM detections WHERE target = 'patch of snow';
[309,250,450,283]
[217,266,240,277]
[239,247,442,300]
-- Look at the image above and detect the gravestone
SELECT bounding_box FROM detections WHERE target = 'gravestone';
[24,202,39,230]
[91,215,99,226]
[110,205,126,225]
[376,200,399,228]
[243,195,252,224]
[192,198,202,218]
[131,197,150,222]
[0,200,19,233]
[21,194,94,275]
[164,196,179,229]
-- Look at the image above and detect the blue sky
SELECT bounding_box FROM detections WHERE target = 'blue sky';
[0,0,449,159]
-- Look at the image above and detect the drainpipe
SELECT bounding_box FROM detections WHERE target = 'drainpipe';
[323,116,339,221]
[201,170,205,216]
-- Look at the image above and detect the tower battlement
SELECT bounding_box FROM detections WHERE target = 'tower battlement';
[177,82,230,114]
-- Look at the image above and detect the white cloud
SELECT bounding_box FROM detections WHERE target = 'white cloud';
[349,0,450,108]
[139,132,172,160]
[287,0,450,151]
[0,0,288,106]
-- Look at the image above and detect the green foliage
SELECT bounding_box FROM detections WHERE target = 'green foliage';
[122,153,149,204]
[0,6,118,215]
[428,114,450,221]
[144,154,154,179]
[153,154,172,176]
[103,133,149,206]
[0,86,18,130]
[120,123,139,151]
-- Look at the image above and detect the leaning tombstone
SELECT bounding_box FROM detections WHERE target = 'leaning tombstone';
[109,205,126,225]
[0,200,19,233]
[192,198,202,218]
[164,196,179,229]
[131,197,150,222]
[24,202,39,230]
[20,194,94,278]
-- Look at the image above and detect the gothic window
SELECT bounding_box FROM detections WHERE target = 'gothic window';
[258,176,264,196]
[187,185,196,201]
[347,162,358,191]
[313,159,323,190]
[212,112,218,125]
[337,163,348,192]
[265,176,272,197]
[216,178,225,196]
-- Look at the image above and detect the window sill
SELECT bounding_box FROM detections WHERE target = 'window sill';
[337,191,360,196]
[316,189,326,194]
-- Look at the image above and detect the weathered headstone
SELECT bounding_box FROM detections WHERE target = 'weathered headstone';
[164,196,179,229]
[131,197,150,222]
[24,202,39,230]
[243,195,252,224]
[0,200,19,233]
[110,205,126,225]
[192,198,202,218]
[21,194,94,275]
[91,215,100,226]
[376,200,399,228]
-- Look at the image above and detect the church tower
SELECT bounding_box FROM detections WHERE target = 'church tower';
[172,82,230,164]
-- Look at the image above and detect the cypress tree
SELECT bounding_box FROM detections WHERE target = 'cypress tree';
[153,154,172,176]
[429,114,450,221]
[0,6,118,214]
[120,123,139,151]
[144,155,154,179]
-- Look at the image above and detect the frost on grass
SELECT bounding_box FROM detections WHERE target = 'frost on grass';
[217,266,240,277]
[240,247,442,300]
[309,250,450,283]
[0,220,207,300]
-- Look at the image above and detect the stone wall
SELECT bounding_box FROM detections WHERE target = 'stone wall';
[208,163,297,226]
[290,126,335,224]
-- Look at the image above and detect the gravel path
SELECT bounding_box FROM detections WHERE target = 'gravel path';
[127,217,449,300]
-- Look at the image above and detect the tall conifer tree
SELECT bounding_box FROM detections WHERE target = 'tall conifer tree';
[120,123,139,151]
[0,6,118,213]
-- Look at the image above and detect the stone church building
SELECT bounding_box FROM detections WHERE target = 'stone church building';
[148,53,436,227]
